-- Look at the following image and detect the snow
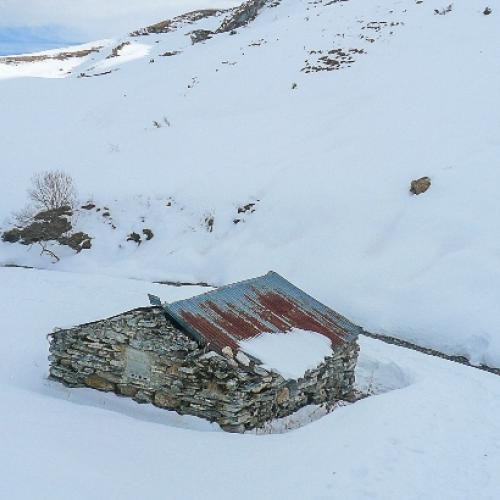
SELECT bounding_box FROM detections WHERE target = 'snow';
[1,267,500,499]
[0,2,499,498]
[0,40,111,79]
[93,42,152,71]
[1,0,497,367]
[239,328,333,379]
[1,1,500,494]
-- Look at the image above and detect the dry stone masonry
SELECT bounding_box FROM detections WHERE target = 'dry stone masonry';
[49,307,358,432]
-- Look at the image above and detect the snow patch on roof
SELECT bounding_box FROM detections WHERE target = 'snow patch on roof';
[239,328,333,380]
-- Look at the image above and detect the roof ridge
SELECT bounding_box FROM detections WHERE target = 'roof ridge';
[167,270,280,306]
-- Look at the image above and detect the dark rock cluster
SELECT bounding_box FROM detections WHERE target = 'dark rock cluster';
[1,206,92,252]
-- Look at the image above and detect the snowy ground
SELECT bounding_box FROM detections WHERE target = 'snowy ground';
[1,267,499,500]
[1,2,500,497]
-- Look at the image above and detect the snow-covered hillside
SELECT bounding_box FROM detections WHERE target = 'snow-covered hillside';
[3,0,498,366]
[1,2,500,497]
[1,266,499,500]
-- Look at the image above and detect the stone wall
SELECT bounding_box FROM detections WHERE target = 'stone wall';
[49,307,358,432]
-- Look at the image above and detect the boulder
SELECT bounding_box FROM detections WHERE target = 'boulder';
[410,176,431,195]
[190,29,213,44]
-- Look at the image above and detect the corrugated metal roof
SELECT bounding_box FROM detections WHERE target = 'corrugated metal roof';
[160,271,360,355]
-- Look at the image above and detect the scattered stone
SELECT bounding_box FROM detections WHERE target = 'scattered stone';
[160,50,181,57]
[142,229,154,241]
[205,215,215,233]
[483,6,492,15]
[302,47,365,73]
[59,232,92,252]
[410,176,432,195]
[238,203,256,214]
[236,351,251,366]
[81,203,96,210]
[127,232,142,245]
[190,29,214,44]
[222,346,234,358]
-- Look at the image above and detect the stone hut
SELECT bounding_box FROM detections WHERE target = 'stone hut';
[49,272,360,432]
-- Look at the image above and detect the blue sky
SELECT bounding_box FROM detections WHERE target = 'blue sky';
[0,1,238,56]
[0,26,81,55]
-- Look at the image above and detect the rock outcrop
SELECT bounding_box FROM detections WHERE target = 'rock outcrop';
[217,0,280,34]
[1,206,92,252]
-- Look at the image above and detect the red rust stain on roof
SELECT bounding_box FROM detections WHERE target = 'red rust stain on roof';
[203,301,265,339]
[254,291,346,345]
[179,310,239,352]
[179,289,347,353]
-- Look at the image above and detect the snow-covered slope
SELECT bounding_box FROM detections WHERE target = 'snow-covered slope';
[1,266,499,500]
[1,0,499,369]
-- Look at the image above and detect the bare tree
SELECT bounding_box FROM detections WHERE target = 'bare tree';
[28,170,78,211]
[12,204,36,226]
[38,241,60,263]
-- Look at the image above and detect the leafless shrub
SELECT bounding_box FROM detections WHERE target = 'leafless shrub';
[204,214,215,233]
[28,170,78,211]
[153,117,171,128]
[37,242,60,263]
[12,204,36,227]
[434,4,453,15]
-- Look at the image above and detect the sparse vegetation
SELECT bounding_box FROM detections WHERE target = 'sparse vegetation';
[106,41,131,59]
[28,170,78,211]
[204,214,215,233]
[11,170,78,227]
[434,4,453,15]
[153,117,171,128]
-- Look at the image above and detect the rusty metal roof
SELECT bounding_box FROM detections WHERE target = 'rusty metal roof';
[161,271,360,354]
